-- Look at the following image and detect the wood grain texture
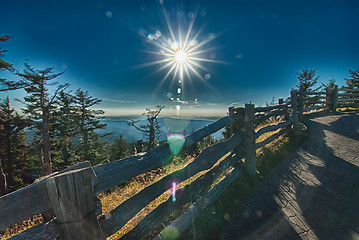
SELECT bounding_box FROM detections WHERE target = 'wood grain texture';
[337,98,359,102]
[290,89,300,136]
[339,88,359,93]
[9,221,58,240]
[255,120,291,138]
[93,114,239,195]
[99,134,243,237]
[154,166,241,240]
[255,103,289,113]
[121,154,243,240]
[254,109,286,126]
[0,181,51,231]
[302,91,326,96]
[46,167,103,240]
[256,128,288,149]
[303,106,327,112]
[245,104,256,175]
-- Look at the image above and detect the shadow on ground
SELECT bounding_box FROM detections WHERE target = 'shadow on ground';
[222,112,359,240]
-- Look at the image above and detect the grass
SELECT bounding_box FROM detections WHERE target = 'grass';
[178,131,307,240]
[0,117,305,240]
[0,214,43,239]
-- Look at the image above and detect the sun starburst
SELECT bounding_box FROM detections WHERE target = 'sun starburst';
[138,4,223,99]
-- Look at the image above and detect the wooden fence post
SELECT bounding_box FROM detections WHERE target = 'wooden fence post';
[298,85,304,123]
[326,86,333,112]
[46,167,103,240]
[290,89,300,136]
[244,103,256,175]
[332,85,338,112]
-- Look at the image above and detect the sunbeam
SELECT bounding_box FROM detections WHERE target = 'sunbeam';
[139,3,222,100]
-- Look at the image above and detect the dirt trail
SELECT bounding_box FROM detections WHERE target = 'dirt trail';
[222,112,359,240]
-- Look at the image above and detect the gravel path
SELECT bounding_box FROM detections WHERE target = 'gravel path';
[222,112,359,240]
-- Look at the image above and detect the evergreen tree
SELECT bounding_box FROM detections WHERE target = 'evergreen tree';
[109,136,131,161]
[0,35,29,92]
[296,68,319,92]
[0,97,32,195]
[345,68,359,89]
[52,90,77,170]
[17,63,68,175]
[129,105,164,150]
[73,89,108,165]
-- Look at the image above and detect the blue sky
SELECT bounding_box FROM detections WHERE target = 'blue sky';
[1,0,359,117]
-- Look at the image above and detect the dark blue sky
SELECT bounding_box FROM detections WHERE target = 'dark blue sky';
[1,0,359,116]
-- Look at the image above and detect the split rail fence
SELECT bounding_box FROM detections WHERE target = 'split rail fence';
[0,85,358,239]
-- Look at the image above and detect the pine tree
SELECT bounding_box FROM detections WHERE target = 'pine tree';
[296,68,319,92]
[345,68,359,89]
[73,89,108,165]
[0,97,32,195]
[129,105,164,150]
[52,90,77,170]
[109,136,131,161]
[0,35,29,92]
[17,63,68,175]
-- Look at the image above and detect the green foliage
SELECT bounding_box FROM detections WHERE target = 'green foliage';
[129,105,164,150]
[52,91,77,170]
[345,68,359,89]
[17,63,68,174]
[109,136,132,161]
[296,68,319,92]
[180,133,306,240]
[72,89,110,165]
[0,97,33,194]
[0,35,22,92]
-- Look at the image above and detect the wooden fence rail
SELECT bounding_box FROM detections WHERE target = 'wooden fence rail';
[1,84,359,240]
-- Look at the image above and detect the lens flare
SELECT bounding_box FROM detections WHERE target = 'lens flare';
[175,50,187,64]
[172,182,177,202]
[167,134,185,155]
[137,3,226,96]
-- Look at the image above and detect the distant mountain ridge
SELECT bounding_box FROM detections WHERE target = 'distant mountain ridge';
[98,116,224,143]
[25,116,225,144]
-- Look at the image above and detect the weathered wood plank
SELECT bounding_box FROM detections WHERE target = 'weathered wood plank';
[99,134,243,237]
[154,166,241,240]
[302,91,326,96]
[298,85,304,122]
[93,144,174,195]
[93,114,239,194]
[290,89,300,136]
[254,109,286,126]
[337,102,359,108]
[337,98,359,102]
[256,128,288,149]
[244,104,256,175]
[338,93,359,97]
[0,161,100,231]
[0,181,51,231]
[255,103,289,113]
[304,99,326,104]
[183,114,239,148]
[255,120,291,138]
[46,167,103,239]
[339,88,359,93]
[303,105,327,112]
[121,153,243,240]
[9,221,58,240]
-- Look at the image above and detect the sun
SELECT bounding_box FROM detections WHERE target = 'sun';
[137,3,223,100]
[175,50,187,64]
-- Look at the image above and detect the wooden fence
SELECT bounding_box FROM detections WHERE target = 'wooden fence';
[0,85,358,240]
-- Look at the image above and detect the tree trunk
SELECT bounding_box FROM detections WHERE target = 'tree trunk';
[42,109,52,175]
[149,118,154,150]
[5,131,14,188]
[0,160,7,196]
